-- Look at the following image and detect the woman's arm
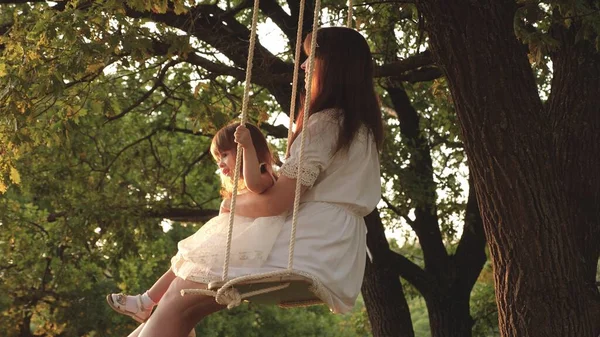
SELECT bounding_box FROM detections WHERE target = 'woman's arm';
[226,113,339,217]
[219,199,229,215]
[223,176,308,217]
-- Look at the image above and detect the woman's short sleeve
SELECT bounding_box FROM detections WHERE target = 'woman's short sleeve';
[280,112,339,188]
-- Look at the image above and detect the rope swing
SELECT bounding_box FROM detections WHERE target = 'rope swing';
[181,0,355,309]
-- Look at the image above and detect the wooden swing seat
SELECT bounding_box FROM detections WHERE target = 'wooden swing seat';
[207,274,324,308]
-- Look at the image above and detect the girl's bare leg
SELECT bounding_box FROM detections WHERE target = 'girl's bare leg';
[138,277,224,337]
[107,268,177,321]
[147,269,177,303]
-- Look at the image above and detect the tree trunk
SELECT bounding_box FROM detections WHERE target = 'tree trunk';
[425,296,473,337]
[416,1,600,336]
[19,312,33,337]
[362,211,415,337]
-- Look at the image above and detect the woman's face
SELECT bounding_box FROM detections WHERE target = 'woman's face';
[301,58,320,98]
[302,33,322,97]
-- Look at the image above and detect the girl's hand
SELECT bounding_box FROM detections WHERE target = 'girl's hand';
[220,199,231,214]
[234,124,253,149]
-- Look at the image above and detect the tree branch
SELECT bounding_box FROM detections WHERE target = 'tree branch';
[365,211,435,295]
[146,207,219,222]
[394,66,443,83]
[180,149,211,204]
[97,130,159,189]
[375,51,435,77]
[258,0,298,46]
[386,83,450,273]
[124,4,291,74]
[258,122,288,139]
[454,175,487,291]
[381,195,415,227]
[160,122,288,139]
[356,0,416,6]
[0,0,45,3]
[25,221,49,237]
[147,32,292,110]
[222,0,252,17]
[47,211,67,222]
[0,21,10,35]
[105,59,180,122]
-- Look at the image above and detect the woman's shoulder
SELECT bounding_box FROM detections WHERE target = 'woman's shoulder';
[311,108,342,119]
[307,109,342,127]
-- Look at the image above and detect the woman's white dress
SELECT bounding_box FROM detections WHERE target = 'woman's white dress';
[171,110,381,314]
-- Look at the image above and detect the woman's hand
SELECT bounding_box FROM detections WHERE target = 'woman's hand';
[234,124,253,149]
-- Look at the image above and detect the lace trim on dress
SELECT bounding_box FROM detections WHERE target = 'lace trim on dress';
[280,162,320,187]
[172,251,268,284]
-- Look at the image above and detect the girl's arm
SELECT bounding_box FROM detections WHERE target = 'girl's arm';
[242,146,274,194]
[235,125,274,194]
[222,176,309,217]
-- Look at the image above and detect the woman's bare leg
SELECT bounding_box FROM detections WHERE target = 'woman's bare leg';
[147,269,177,303]
[127,323,145,337]
[138,277,224,337]
[129,322,197,337]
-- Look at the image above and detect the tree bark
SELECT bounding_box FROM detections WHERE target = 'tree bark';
[363,211,415,337]
[416,1,600,336]
[19,312,33,337]
[426,296,472,337]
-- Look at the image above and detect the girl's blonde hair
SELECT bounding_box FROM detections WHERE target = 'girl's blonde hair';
[210,122,275,198]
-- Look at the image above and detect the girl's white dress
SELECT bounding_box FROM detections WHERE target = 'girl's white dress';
[171,211,285,282]
[171,110,381,314]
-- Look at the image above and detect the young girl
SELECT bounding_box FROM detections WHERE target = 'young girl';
[107,122,284,324]
[128,27,384,337]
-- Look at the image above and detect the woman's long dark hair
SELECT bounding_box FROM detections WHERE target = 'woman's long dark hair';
[290,27,384,155]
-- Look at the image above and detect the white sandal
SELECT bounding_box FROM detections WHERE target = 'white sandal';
[107,293,196,336]
[106,293,153,323]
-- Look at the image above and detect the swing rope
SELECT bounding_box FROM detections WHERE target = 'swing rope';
[284,0,307,159]
[347,0,353,27]
[182,0,357,309]
[288,0,321,271]
[220,0,261,283]
[286,0,353,158]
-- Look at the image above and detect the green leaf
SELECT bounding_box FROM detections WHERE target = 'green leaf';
[9,167,20,184]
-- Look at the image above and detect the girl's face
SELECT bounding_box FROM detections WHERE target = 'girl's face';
[217,148,237,177]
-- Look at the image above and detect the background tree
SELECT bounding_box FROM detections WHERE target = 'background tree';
[415,0,600,336]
